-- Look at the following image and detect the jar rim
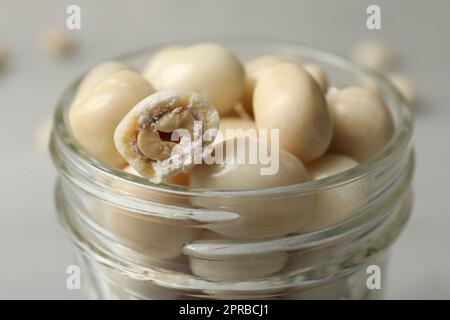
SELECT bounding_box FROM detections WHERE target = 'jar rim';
[51,37,413,198]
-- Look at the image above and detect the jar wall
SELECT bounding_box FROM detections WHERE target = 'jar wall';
[56,173,412,299]
[72,243,390,300]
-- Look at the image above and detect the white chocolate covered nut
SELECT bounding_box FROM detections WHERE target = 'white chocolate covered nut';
[114,91,220,182]
[189,253,287,282]
[387,72,418,106]
[69,70,154,167]
[359,72,418,108]
[102,166,198,260]
[103,209,198,260]
[216,118,257,143]
[186,231,287,281]
[121,166,189,196]
[143,43,245,115]
[189,138,313,239]
[351,38,395,71]
[115,166,190,207]
[242,55,289,115]
[142,46,182,82]
[243,56,330,113]
[223,103,253,120]
[72,60,132,107]
[302,153,362,232]
[327,87,394,162]
[39,28,75,57]
[358,74,379,93]
[253,63,333,162]
[304,63,329,93]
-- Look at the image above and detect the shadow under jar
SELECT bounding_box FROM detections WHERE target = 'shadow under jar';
[50,38,414,300]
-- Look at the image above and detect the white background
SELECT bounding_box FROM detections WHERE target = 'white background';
[0,0,449,299]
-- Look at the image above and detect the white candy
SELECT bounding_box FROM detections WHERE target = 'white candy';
[142,46,182,83]
[216,117,257,143]
[186,231,287,281]
[387,72,418,106]
[69,70,154,167]
[104,166,198,260]
[254,63,332,162]
[72,60,132,107]
[242,55,329,114]
[351,38,395,71]
[242,55,289,115]
[327,87,394,162]
[301,153,363,232]
[304,63,329,93]
[143,43,245,115]
[189,137,313,239]
[114,91,219,182]
[39,28,75,58]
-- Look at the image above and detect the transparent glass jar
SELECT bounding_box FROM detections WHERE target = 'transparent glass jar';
[50,39,414,300]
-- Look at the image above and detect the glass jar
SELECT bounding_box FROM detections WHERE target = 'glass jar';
[50,39,414,300]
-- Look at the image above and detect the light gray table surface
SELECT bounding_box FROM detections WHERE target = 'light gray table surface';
[0,0,449,299]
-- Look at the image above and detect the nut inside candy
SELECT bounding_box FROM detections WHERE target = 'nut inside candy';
[137,127,175,161]
[137,110,195,161]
